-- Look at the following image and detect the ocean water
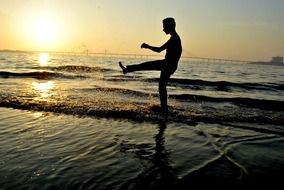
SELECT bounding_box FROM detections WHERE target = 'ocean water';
[0,52,284,189]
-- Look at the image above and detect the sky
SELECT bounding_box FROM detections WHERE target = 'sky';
[0,0,283,61]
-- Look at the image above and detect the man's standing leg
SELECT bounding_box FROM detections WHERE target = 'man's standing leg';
[159,70,171,113]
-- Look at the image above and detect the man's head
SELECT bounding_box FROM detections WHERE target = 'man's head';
[163,17,176,34]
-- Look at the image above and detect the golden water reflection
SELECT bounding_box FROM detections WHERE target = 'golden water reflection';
[32,81,54,98]
[38,53,49,66]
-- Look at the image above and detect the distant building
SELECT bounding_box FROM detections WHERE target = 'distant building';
[249,56,283,66]
[271,56,283,64]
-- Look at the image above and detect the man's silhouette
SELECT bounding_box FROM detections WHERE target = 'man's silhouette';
[119,17,182,113]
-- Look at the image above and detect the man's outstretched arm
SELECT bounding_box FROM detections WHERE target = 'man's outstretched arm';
[141,42,167,53]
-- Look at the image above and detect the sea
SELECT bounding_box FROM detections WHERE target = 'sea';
[0,52,283,189]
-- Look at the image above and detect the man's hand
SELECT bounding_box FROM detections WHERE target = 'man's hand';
[141,43,149,49]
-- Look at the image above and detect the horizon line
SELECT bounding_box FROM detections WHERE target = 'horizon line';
[0,49,254,63]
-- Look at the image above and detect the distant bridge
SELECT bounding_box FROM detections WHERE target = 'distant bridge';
[87,52,250,64]
[0,50,250,64]
[86,52,250,64]
[181,56,250,64]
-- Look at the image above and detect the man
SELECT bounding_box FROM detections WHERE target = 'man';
[119,17,182,113]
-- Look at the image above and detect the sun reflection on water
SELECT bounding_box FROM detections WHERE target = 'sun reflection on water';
[32,81,54,98]
[38,53,49,66]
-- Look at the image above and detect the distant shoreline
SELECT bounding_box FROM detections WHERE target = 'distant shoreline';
[0,49,32,53]
[0,49,250,63]
[0,49,164,59]
[2,49,283,66]
[248,61,284,66]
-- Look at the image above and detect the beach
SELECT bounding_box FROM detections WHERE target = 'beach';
[0,52,284,189]
[0,107,283,189]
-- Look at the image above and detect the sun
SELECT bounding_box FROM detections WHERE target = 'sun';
[22,12,62,50]
[31,18,58,43]
[32,20,56,42]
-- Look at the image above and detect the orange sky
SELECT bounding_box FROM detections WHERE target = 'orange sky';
[1,0,284,61]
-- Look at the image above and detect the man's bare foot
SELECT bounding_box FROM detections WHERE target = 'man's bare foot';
[119,62,127,74]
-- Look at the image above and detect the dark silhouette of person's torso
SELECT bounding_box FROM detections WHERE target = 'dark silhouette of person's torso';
[165,32,182,65]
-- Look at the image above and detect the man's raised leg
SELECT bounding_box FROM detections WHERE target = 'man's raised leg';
[119,60,164,74]
[119,62,127,74]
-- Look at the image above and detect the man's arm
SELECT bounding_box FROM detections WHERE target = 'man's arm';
[141,41,168,53]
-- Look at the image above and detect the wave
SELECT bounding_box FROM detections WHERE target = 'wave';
[83,87,148,97]
[8,65,115,78]
[0,71,86,79]
[169,94,284,111]
[143,78,284,91]
[0,96,283,127]
[41,65,113,73]
[81,87,284,111]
